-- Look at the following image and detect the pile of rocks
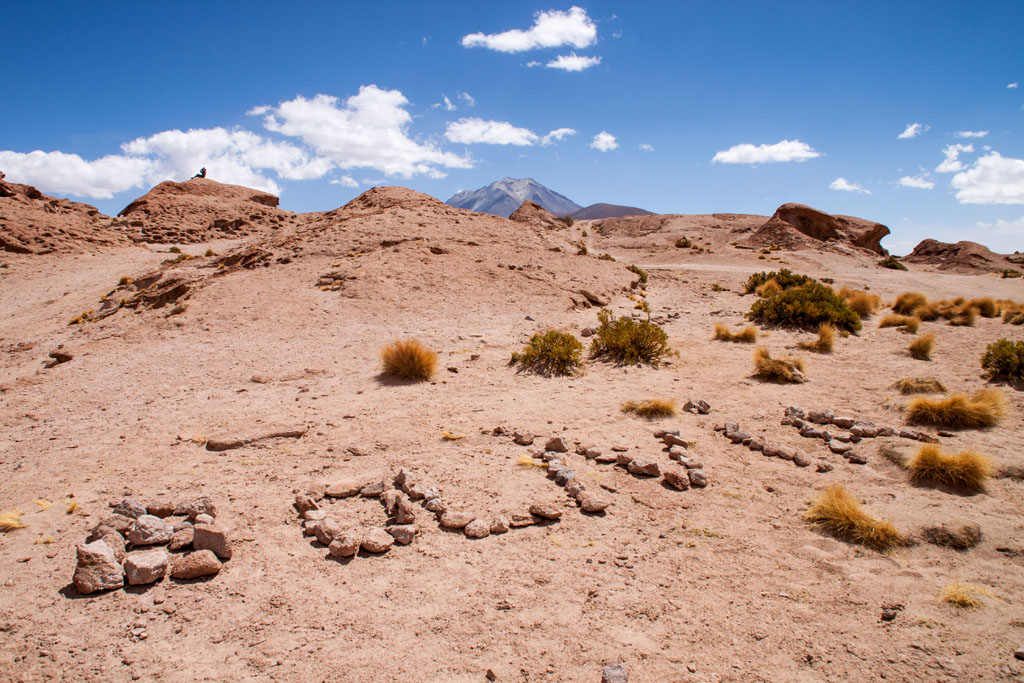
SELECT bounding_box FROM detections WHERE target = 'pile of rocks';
[649,430,709,490]
[73,496,231,594]
[519,437,612,513]
[713,422,833,472]
[781,406,937,448]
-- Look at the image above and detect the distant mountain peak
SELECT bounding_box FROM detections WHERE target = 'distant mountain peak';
[446,178,581,218]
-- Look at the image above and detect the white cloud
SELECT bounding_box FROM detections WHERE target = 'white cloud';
[590,131,618,152]
[525,61,542,68]
[461,6,597,53]
[540,128,577,145]
[458,91,475,106]
[829,177,871,194]
[951,152,1024,204]
[639,143,654,152]
[330,175,359,188]
[431,95,456,111]
[0,150,152,199]
[546,53,601,72]
[955,130,988,138]
[977,215,1024,233]
[1009,82,1019,89]
[899,175,935,190]
[898,123,929,139]
[445,118,538,146]
[935,143,974,173]
[712,139,820,164]
[260,86,471,178]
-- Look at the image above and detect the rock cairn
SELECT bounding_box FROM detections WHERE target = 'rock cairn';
[72,496,231,594]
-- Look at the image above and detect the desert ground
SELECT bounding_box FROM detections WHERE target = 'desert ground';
[1,181,1022,682]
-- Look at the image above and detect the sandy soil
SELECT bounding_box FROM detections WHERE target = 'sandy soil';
[1,196,1023,682]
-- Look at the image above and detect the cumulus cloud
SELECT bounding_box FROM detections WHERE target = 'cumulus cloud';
[1009,82,1019,89]
[977,215,1024,233]
[546,53,601,71]
[712,139,820,164]
[829,177,871,194]
[951,152,1024,204]
[259,86,471,178]
[590,131,618,152]
[955,130,988,138]
[330,175,359,188]
[899,175,935,190]
[540,128,577,145]
[458,91,475,106]
[639,143,654,152]
[898,123,929,139]
[445,118,538,146]
[461,6,597,53]
[0,150,152,199]
[935,143,974,173]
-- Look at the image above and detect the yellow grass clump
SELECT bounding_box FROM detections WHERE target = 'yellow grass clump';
[753,346,807,383]
[879,314,920,333]
[380,339,438,382]
[839,288,883,317]
[756,279,782,297]
[922,521,982,549]
[804,485,904,551]
[940,582,989,610]
[967,297,998,318]
[894,377,947,394]
[948,305,977,327]
[907,444,994,491]
[798,323,835,353]
[713,323,758,343]
[621,398,677,419]
[908,333,935,360]
[0,509,26,532]
[893,292,928,315]
[516,454,544,469]
[907,388,1007,429]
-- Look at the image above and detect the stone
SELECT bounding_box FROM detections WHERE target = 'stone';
[86,521,121,543]
[847,453,869,465]
[816,461,834,473]
[172,520,193,533]
[97,531,126,563]
[679,456,703,470]
[394,497,416,525]
[393,467,414,490]
[663,433,688,448]
[546,460,565,475]
[582,447,602,460]
[852,424,880,438]
[382,489,402,515]
[302,519,321,537]
[688,469,708,487]
[439,511,474,529]
[194,513,215,525]
[387,525,417,545]
[303,509,327,521]
[611,445,630,452]
[545,437,569,452]
[799,425,827,439]
[360,481,387,498]
[529,504,562,520]
[328,532,361,557]
[170,550,221,579]
[113,497,147,520]
[124,549,169,585]
[145,500,176,518]
[325,479,364,498]
[407,484,433,501]
[168,527,193,551]
[192,524,232,560]
[554,469,575,486]
[761,443,780,457]
[807,409,834,425]
[127,515,173,546]
[723,421,739,435]
[627,459,660,476]
[776,446,796,461]
[654,429,679,438]
[877,426,897,437]
[490,515,510,534]
[667,446,687,460]
[881,608,899,622]
[748,439,764,451]
[595,452,618,464]
[684,398,711,414]
[423,497,446,514]
[727,431,751,444]
[615,453,634,466]
[663,470,690,490]
[360,528,394,553]
[73,540,124,594]
[602,663,628,683]
[513,431,534,446]
[1013,648,1024,662]
[832,433,853,443]
[181,496,216,520]
[464,519,491,539]
[784,406,806,419]
[565,481,586,500]
[580,496,611,513]
[294,494,318,514]
[832,416,856,429]
[313,519,341,546]
[829,442,852,454]
[793,452,812,467]
[509,513,534,527]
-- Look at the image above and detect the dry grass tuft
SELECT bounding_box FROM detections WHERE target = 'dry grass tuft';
[516,454,545,469]
[908,444,994,491]
[940,582,989,610]
[756,279,782,298]
[798,323,835,353]
[879,314,920,333]
[0,509,26,532]
[922,521,982,550]
[908,333,935,360]
[840,288,883,317]
[753,346,807,383]
[804,485,904,551]
[621,398,677,420]
[907,388,1007,429]
[894,377,947,394]
[65,500,79,515]
[949,306,977,327]
[33,499,52,510]
[713,323,758,343]
[893,292,928,315]
[441,430,465,441]
[380,339,438,382]
[968,297,998,318]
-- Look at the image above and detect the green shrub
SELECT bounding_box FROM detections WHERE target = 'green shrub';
[510,330,584,377]
[743,269,814,294]
[981,338,1024,382]
[627,264,648,284]
[878,255,907,271]
[748,281,862,332]
[559,216,574,228]
[597,253,616,261]
[675,237,693,248]
[1001,269,1022,279]
[168,246,182,254]
[589,309,672,366]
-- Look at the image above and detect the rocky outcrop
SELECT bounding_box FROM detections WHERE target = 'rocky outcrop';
[902,239,1019,274]
[509,200,562,229]
[742,203,890,255]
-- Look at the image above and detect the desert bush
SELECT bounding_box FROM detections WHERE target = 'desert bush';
[755,279,782,298]
[894,377,947,394]
[380,339,437,381]
[798,323,835,353]
[744,268,814,294]
[940,583,988,610]
[675,237,693,248]
[906,388,1007,429]
[117,276,133,286]
[879,314,919,333]
[748,281,861,332]
[878,255,908,270]
[559,216,574,228]
[597,253,616,262]
[713,323,757,343]
[908,333,935,360]
[509,330,584,377]
[627,264,648,284]
[907,444,993,491]
[576,242,588,256]
[893,292,928,316]
[753,346,807,383]
[980,338,1024,382]
[839,288,883,317]
[946,304,976,327]
[621,398,677,419]
[1001,269,1022,278]
[968,297,998,318]
[915,303,941,321]
[804,485,904,551]
[922,522,982,550]
[204,248,216,257]
[168,246,182,254]
[589,309,672,366]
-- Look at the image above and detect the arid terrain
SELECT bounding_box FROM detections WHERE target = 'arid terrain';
[1,178,1022,682]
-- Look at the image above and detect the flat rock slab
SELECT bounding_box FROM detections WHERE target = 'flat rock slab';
[206,426,307,451]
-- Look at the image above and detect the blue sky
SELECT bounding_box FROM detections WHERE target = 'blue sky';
[1,1,1022,253]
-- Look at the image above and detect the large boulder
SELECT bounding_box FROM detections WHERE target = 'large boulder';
[742,203,890,255]
[902,239,1018,274]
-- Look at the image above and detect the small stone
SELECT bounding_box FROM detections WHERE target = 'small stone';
[761,443,780,457]
[113,497,147,520]
[847,452,869,465]
[508,513,535,527]
[170,550,221,579]
[807,409,834,425]
[687,469,708,487]
[171,520,193,533]
[881,608,899,622]
[73,540,124,594]
[678,456,703,470]
[328,532,361,557]
[439,511,474,529]
[387,525,417,545]
[627,459,660,476]
[545,437,569,452]
[799,425,826,439]
[663,433,688,448]
[748,439,764,451]
[513,431,535,446]
[124,549,169,586]
[565,481,586,500]
[816,461,834,473]
[602,663,628,683]
[303,509,327,521]
[1014,648,1024,662]
[423,497,446,514]
[407,484,433,501]
[832,433,853,443]
[829,442,852,454]
[181,496,216,520]
[360,481,387,498]
[168,528,193,551]
[490,515,510,534]
[99,531,126,563]
[683,398,711,414]
[663,470,690,490]
[793,452,812,467]
[615,453,634,466]
[145,501,176,518]
[877,426,897,437]
[382,489,402,515]
[595,452,618,463]
[192,524,232,560]
[580,327,595,337]
[727,431,751,444]
[360,528,394,553]
[464,519,491,539]
[852,424,881,438]
[784,406,806,419]
[394,497,416,525]
[313,519,341,546]
[611,445,630,452]
[294,494,318,514]
[776,446,796,461]
[724,421,739,434]
[832,416,856,429]
[554,469,575,486]
[529,504,562,520]
[325,479,364,498]
[546,460,565,474]
[194,513,214,525]
[580,496,610,513]
[667,445,687,460]
[127,515,173,546]
[394,467,414,490]
[302,519,321,537]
